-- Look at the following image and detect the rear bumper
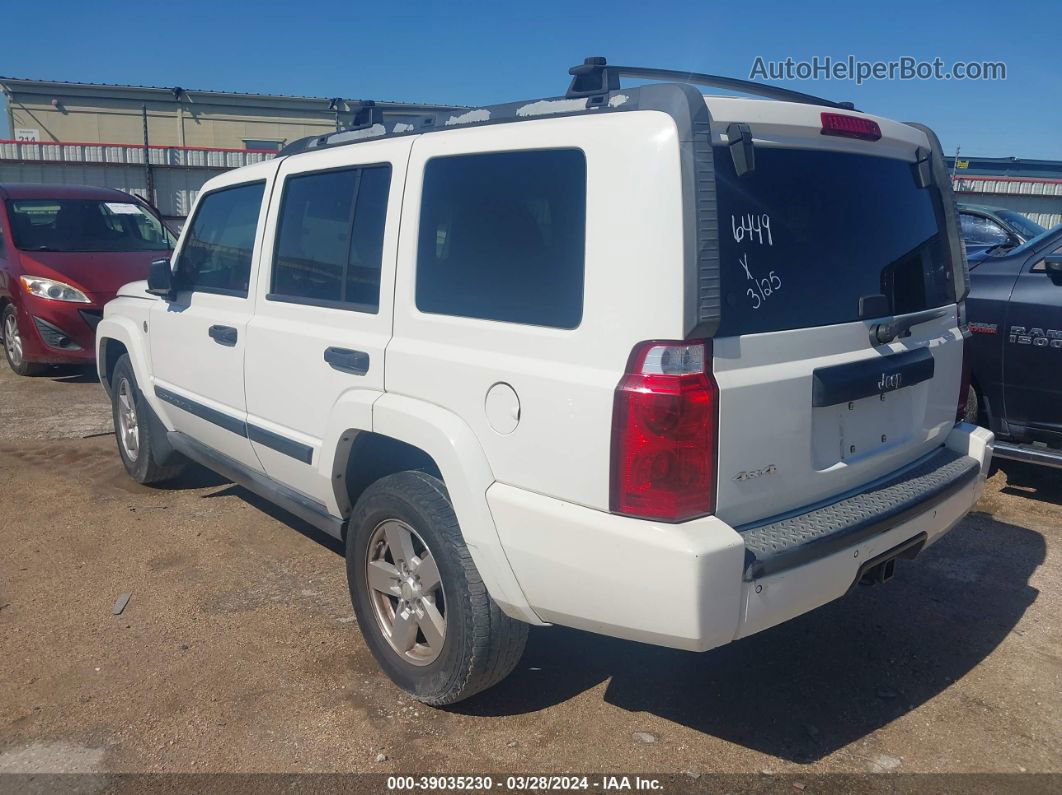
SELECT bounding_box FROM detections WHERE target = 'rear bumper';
[738,446,980,581]
[488,423,993,651]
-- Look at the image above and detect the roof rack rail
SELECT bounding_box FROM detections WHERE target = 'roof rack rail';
[274,58,860,160]
[279,99,446,156]
[566,57,857,111]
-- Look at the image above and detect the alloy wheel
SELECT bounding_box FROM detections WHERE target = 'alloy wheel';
[365,519,446,666]
[116,377,140,462]
[4,313,23,368]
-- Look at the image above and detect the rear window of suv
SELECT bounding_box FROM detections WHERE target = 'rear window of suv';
[713,146,953,337]
[415,149,586,329]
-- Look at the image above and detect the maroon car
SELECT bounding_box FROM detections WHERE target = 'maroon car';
[0,184,174,375]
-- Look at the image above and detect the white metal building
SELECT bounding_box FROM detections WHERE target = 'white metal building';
[947,156,1062,229]
[1,77,454,223]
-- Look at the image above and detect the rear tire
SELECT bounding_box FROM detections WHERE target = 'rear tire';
[964,385,982,426]
[111,354,185,484]
[2,304,47,376]
[346,471,528,705]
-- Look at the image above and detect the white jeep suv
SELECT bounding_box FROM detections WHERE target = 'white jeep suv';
[97,59,993,705]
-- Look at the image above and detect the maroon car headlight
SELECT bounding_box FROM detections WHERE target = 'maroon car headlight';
[19,275,91,304]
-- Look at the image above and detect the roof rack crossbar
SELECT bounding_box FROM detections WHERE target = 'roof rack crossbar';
[348,100,384,130]
[567,57,856,110]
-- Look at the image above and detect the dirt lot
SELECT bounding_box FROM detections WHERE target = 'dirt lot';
[1,362,1060,782]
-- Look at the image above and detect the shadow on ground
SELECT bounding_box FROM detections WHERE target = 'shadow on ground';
[453,511,1043,762]
[997,458,1062,506]
[157,461,1046,763]
[166,465,230,491]
[201,483,346,556]
[48,365,100,384]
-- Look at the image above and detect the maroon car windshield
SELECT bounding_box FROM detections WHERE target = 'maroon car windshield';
[6,198,174,253]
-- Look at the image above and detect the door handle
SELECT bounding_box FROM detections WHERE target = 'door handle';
[208,324,238,346]
[324,347,369,375]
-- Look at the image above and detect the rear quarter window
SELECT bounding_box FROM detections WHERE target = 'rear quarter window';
[415,149,586,329]
[714,146,953,337]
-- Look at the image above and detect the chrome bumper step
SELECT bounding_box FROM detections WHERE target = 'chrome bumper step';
[993,441,1062,469]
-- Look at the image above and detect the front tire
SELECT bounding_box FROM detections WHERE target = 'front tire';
[346,471,528,705]
[111,354,185,484]
[2,304,47,376]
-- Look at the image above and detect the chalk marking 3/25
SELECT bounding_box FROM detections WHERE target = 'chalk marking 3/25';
[740,253,781,310]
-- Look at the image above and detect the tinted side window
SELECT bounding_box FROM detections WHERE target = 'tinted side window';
[960,213,1009,246]
[270,165,392,311]
[415,149,586,329]
[976,218,1009,245]
[176,182,265,297]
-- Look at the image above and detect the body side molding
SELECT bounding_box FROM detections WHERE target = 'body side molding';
[155,386,315,464]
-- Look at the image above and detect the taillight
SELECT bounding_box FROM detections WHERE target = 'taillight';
[820,112,882,141]
[610,340,718,522]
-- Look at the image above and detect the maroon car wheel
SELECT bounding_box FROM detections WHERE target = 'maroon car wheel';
[2,305,47,376]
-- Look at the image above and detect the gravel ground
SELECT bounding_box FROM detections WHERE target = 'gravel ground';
[0,362,1059,784]
[0,364,112,441]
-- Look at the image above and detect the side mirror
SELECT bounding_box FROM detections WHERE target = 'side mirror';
[1044,253,1062,275]
[146,257,175,298]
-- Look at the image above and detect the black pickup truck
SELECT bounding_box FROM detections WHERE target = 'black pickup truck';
[965,226,1062,467]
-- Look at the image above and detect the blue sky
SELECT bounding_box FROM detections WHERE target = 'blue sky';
[1,0,1058,159]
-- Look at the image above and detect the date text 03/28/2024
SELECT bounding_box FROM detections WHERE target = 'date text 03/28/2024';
[385,775,663,790]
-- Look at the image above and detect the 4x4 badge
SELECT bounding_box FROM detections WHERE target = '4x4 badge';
[733,464,777,481]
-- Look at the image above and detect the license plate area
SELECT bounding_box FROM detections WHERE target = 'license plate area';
[812,387,920,468]
[813,388,919,468]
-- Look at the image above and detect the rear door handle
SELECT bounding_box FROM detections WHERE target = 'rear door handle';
[208,325,238,346]
[324,347,369,375]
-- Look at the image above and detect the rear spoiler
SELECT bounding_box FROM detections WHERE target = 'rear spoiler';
[905,122,970,303]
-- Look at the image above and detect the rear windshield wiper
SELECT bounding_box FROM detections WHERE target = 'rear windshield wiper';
[863,300,950,345]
